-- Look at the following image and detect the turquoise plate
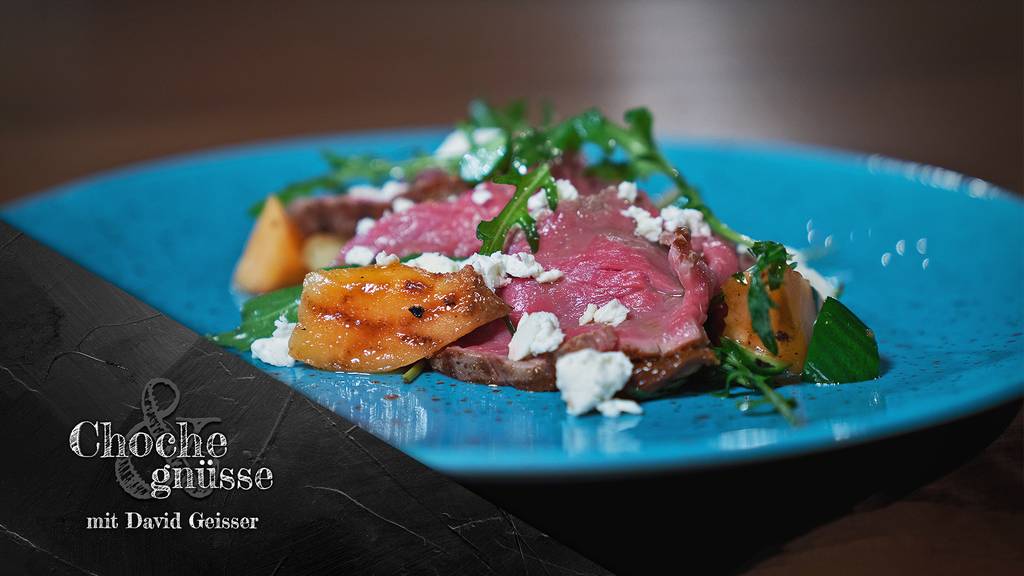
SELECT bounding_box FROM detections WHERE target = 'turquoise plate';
[4,130,1022,478]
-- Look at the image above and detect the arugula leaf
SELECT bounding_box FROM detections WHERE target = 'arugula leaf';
[210,285,302,351]
[248,150,451,216]
[564,108,752,246]
[715,337,798,425]
[476,164,556,254]
[467,99,529,133]
[745,241,794,355]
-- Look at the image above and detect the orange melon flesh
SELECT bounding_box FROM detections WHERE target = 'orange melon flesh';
[233,196,308,293]
[289,264,510,372]
[720,268,817,373]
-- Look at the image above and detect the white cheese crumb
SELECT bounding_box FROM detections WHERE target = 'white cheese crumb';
[250,315,297,368]
[380,180,409,199]
[660,206,711,237]
[434,127,503,159]
[617,181,638,203]
[403,250,561,289]
[578,299,629,327]
[527,179,580,217]
[596,398,644,417]
[527,191,550,217]
[374,252,399,265]
[594,299,629,326]
[503,252,545,278]
[355,217,376,236]
[554,179,580,201]
[348,180,408,202]
[391,197,415,213]
[535,269,564,283]
[344,245,375,266]
[620,205,663,242]
[555,349,634,416]
[471,186,493,205]
[578,303,598,325]
[463,252,508,291]
[508,312,564,361]
[404,252,461,274]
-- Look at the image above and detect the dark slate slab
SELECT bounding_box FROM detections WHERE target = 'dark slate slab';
[0,222,610,576]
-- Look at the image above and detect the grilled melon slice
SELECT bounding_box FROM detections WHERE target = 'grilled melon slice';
[289,264,509,372]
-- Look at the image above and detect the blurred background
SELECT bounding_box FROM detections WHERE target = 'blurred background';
[2,0,1020,203]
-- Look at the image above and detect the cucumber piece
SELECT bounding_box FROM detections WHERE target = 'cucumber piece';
[802,297,880,383]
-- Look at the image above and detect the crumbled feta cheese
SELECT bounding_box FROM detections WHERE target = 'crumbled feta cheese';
[555,349,634,416]
[527,190,550,217]
[348,180,408,202]
[578,303,598,325]
[620,206,663,242]
[344,246,375,266]
[554,179,580,201]
[594,299,629,326]
[578,299,629,327]
[596,398,643,417]
[250,315,297,368]
[507,312,564,361]
[374,252,399,265]
[347,185,380,200]
[503,252,545,278]
[527,179,580,217]
[404,252,461,274]
[355,217,376,236]
[471,186,493,205]
[617,181,638,202]
[402,250,560,288]
[380,180,409,199]
[463,252,508,291]
[392,197,415,213]
[661,206,711,237]
[535,269,564,283]
[434,128,503,159]
[434,130,470,159]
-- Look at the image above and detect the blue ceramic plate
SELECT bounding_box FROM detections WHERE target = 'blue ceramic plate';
[4,130,1023,478]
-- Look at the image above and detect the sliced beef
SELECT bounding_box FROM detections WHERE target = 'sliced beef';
[343,179,740,395]
[501,189,712,358]
[429,321,554,391]
[287,170,466,238]
[289,195,389,237]
[402,169,467,203]
[430,323,620,391]
[340,183,514,260]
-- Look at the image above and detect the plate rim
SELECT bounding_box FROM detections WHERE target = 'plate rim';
[3,129,1022,478]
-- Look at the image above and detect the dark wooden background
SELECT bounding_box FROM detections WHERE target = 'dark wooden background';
[1,0,1020,202]
[2,1,1021,574]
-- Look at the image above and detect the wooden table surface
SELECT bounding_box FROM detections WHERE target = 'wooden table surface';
[3,1,1021,574]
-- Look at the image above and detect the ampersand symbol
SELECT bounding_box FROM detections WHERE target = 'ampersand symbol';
[114,378,221,500]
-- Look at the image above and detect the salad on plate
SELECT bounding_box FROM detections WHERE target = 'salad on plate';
[213,101,880,422]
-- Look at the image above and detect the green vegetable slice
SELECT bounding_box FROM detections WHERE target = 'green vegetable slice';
[210,285,302,351]
[802,297,880,384]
